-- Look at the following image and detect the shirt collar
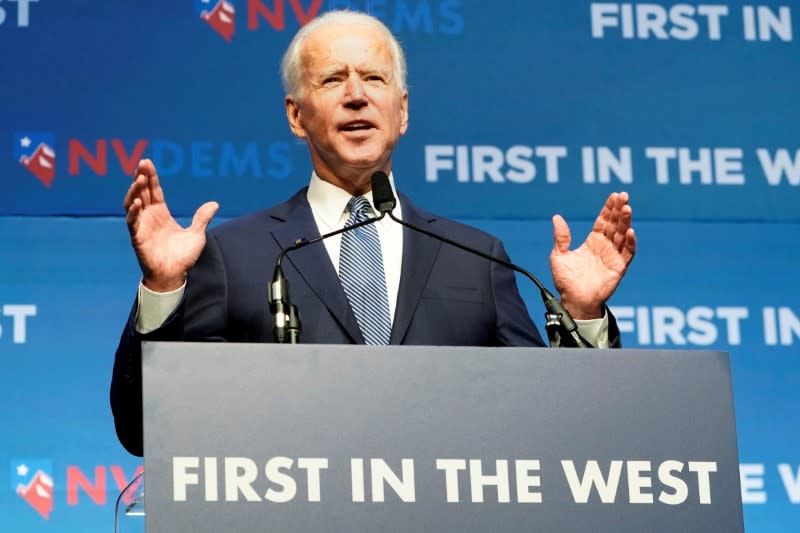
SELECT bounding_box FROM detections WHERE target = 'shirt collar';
[307,171,400,226]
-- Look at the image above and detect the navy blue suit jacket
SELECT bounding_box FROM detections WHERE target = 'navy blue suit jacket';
[112,189,614,456]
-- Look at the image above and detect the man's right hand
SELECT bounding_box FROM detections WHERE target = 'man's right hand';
[124,159,219,293]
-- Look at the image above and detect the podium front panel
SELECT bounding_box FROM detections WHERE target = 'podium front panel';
[142,343,743,532]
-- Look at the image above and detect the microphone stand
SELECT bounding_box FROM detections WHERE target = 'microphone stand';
[269,213,388,344]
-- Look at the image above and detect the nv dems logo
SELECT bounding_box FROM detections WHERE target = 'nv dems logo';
[197,0,236,41]
[13,131,292,188]
[10,459,144,521]
[15,132,55,188]
[12,460,54,519]
[195,0,464,42]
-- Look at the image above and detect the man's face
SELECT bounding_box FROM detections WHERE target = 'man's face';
[285,23,409,194]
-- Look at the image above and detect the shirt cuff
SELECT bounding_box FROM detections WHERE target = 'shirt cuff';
[574,313,610,349]
[134,281,185,334]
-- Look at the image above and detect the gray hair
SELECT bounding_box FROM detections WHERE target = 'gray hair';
[280,10,407,98]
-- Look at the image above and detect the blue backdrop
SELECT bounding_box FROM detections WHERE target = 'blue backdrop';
[1,1,798,531]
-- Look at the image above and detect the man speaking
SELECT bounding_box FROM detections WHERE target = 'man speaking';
[111,10,636,456]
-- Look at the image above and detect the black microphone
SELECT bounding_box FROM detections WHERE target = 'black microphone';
[269,184,396,343]
[370,171,591,348]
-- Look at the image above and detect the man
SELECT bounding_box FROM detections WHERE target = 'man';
[111,10,636,456]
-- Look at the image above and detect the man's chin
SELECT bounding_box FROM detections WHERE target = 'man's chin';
[311,147,392,182]
[338,152,390,171]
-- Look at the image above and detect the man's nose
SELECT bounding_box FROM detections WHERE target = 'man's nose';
[343,74,367,108]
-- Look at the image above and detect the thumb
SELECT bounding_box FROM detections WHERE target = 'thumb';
[190,201,219,234]
[552,214,571,255]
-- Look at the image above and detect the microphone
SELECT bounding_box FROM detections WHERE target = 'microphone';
[370,171,591,348]
[269,184,396,343]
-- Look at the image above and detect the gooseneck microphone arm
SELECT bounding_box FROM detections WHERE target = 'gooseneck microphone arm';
[269,208,391,344]
[369,171,591,348]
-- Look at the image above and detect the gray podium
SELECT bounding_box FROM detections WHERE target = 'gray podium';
[141,342,744,532]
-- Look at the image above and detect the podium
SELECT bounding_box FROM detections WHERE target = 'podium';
[140,342,744,532]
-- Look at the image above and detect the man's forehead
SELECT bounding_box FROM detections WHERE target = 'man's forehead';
[301,23,393,69]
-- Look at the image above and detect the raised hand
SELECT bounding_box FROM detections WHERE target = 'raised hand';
[549,192,636,320]
[124,159,219,292]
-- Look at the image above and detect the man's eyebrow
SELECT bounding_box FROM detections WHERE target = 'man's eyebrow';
[313,65,346,80]
[359,66,391,77]
[309,64,393,85]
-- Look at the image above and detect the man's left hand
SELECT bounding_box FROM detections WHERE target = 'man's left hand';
[550,192,636,320]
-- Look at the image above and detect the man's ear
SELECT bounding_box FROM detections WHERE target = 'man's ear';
[399,91,409,135]
[285,96,307,138]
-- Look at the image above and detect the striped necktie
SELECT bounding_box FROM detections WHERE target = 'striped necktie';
[338,196,392,345]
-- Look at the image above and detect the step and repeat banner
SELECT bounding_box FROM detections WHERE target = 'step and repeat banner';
[1,1,797,531]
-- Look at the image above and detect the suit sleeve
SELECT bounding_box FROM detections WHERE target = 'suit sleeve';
[606,308,622,348]
[489,238,547,347]
[110,231,229,456]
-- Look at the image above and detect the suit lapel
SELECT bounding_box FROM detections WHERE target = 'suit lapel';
[391,196,442,344]
[268,191,363,344]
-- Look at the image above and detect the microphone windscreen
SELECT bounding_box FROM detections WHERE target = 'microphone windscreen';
[371,171,397,214]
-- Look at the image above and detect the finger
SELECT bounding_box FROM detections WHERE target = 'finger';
[189,201,219,234]
[592,192,617,233]
[123,174,141,211]
[137,159,157,207]
[551,214,572,254]
[603,191,633,240]
[619,203,632,228]
[141,159,166,204]
[133,158,153,181]
[126,198,142,235]
[133,159,153,208]
[612,229,626,251]
[611,204,633,251]
[604,195,624,240]
[620,228,637,265]
[610,191,631,220]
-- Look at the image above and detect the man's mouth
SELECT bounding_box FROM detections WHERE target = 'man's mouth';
[340,121,375,132]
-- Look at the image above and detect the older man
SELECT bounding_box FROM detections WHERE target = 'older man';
[112,11,636,456]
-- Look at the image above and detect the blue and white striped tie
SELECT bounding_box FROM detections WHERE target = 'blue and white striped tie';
[339,196,392,345]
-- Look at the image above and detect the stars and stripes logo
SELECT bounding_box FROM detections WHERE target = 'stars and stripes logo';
[14,132,56,188]
[196,0,236,42]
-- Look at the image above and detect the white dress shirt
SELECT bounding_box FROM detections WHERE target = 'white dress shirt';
[306,171,403,323]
